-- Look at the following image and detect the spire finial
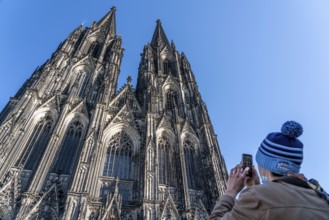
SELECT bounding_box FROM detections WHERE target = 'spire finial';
[127,75,132,85]
[111,6,117,11]
[151,19,171,51]
[171,40,176,50]
[97,6,117,35]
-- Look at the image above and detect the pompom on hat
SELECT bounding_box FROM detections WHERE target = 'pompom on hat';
[256,121,304,175]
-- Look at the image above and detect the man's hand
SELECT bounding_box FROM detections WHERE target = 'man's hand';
[245,166,260,187]
[224,163,249,198]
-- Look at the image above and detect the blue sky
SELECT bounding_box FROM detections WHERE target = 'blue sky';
[0,0,328,190]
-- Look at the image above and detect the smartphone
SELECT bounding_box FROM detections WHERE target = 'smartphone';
[242,154,253,177]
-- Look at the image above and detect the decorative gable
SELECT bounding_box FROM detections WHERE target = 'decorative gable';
[20,183,61,220]
[87,29,106,43]
[157,115,174,134]
[39,95,62,113]
[110,104,137,129]
[71,54,96,74]
[100,178,122,220]
[109,84,142,113]
[68,100,89,118]
[162,74,179,91]
[181,120,196,136]
[160,45,175,60]
[160,190,179,220]
[193,199,209,220]
[0,170,20,220]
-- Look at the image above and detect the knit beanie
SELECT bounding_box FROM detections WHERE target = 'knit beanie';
[256,121,304,175]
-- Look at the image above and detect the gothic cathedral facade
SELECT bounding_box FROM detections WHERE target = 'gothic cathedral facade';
[0,7,227,220]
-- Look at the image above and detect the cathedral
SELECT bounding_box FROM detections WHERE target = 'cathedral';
[0,7,228,220]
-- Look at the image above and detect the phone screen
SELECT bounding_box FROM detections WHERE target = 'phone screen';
[242,154,253,177]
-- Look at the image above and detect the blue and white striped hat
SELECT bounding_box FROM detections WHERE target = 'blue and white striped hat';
[256,121,304,175]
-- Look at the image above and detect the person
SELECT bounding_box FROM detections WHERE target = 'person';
[209,121,329,220]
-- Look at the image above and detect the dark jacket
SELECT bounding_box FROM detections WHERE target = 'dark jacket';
[209,177,329,220]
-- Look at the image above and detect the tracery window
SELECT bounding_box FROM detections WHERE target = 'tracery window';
[104,41,114,62]
[163,59,170,74]
[88,41,99,58]
[54,121,84,174]
[184,140,198,189]
[18,115,53,171]
[166,90,177,113]
[89,74,103,103]
[158,137,172,185]
[77,72,88,97]
[103,132,133,179]
[166,92,173,110]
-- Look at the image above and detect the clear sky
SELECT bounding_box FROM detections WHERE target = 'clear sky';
[0,0,328,190]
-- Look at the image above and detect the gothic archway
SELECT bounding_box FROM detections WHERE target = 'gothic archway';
[183,139,198,189]
[17,115,54,171]
[53,120,85,174]
[103,131,133,179]
[158,136,173,185]
[181,132,200,190]
[100,124,140,205]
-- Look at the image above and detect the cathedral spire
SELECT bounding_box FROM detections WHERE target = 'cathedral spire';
[0,8,228,220]
[97,6,116,35]
[151,19,171,51]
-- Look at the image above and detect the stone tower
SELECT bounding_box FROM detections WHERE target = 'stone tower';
[0,7,227,220]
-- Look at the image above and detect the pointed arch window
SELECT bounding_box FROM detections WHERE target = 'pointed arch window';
[18,115,53,171]
[184,140,198,189]
[88,74,103,103]
[166,90,178,114]
[103,132,133,179]
[77,72,88,97]
[163,59,170,75]
[104,41,115,62]
[158,137,172,185]
[166,92,173,110]
[88,41,100,58]
[54,121,84,174]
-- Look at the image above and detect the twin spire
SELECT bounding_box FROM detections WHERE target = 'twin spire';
[97,6,117,35]
[97,7,171,51]
[151,19,171,51]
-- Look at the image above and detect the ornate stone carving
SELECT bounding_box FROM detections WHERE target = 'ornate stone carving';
[0,7,227,220]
